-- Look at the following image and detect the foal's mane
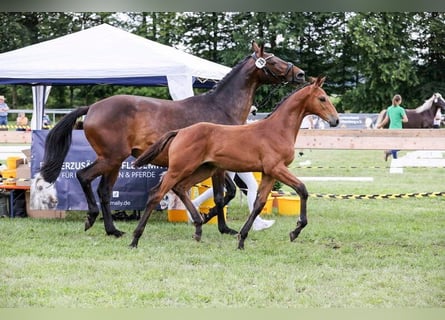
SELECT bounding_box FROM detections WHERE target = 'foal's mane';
[265,82,311,119]
[415,94,435,113]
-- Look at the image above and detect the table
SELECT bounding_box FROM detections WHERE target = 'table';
[0,184,31,218]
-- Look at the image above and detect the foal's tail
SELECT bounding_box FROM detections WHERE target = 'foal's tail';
[39,106,90,183]
[134,130,179,167]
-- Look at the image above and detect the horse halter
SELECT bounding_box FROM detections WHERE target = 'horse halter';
[251,52,295,84]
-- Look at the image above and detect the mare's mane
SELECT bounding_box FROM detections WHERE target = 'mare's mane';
[415,94,436,113]
[203,56,251,96]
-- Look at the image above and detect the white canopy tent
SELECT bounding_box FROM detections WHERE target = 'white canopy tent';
[0,24,231,129]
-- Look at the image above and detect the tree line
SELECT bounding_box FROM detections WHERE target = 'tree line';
[0,12,444,114]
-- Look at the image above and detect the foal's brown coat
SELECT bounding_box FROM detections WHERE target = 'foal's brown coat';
[132,77,339,249]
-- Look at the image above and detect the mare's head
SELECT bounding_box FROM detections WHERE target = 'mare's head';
[433,93,445,113]
[250,40,305,85]
[415,92,445,114]
[302,76,339,127]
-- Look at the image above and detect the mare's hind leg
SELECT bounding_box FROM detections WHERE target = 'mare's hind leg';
[237,175,275,250]
[269,165,308,242]
[204,170,237,235]
[77,160,124,237]
[76,162,101,231]
[97,168,124,237]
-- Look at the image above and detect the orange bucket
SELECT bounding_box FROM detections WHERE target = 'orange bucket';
[167,209,189,222]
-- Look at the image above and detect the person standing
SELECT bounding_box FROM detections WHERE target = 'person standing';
[16,112,29,131]
[377,94,408,160]
[0,95,9,128]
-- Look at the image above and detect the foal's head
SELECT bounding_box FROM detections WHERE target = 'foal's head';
[250,40,305,84]
[304,77,339,127]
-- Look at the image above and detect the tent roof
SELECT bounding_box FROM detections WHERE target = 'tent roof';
[0,23,231,87]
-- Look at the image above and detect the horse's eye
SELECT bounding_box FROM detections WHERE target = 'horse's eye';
[319,96,326,102]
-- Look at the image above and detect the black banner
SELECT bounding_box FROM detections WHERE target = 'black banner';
[31,130,165,210]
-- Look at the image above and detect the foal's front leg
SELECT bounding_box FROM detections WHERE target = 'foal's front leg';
[237,175,275,250]
[271,166,308,242]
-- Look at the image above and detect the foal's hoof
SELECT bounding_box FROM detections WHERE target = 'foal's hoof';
[289,231,299,242]
[84,219,94,231]
[129,242,138,249]
[192,234,201,242]
[237,235,245,250]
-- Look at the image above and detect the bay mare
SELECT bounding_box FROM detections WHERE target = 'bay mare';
[131,77,339,249]
[37,41,305,237]
[376,93,445,128]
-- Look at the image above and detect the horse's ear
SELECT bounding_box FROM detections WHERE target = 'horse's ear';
[308,77,316,84]
[251,40,260,53]
[316,76,326,87]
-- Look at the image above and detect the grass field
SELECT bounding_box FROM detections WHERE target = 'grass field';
[0,149,444,308]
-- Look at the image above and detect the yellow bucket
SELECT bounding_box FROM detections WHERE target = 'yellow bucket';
[1,168,17,178]
[253,172,262,185]
[7,156,22,170]
[277,196,301,216]
[260,196,274,215]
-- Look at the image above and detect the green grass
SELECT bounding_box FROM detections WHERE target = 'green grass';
[0,150,444,307]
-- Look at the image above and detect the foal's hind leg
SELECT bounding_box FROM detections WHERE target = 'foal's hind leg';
[131,171,185,248]
[130,181,166,248]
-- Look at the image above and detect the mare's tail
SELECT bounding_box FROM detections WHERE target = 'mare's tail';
[39,106,90,183]
[134,130,179,167]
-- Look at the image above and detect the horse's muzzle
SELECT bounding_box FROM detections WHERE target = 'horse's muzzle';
[328,117,340,127]
[293,71,305,84]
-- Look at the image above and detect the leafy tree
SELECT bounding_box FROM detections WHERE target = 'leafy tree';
[410,12,445,104]
[342,13,419,112]
[1,12,442,115]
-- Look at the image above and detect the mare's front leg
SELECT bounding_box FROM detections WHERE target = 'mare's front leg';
[237,175,275,250]
[172,186,203,241]
[205,170,238,235]
[270,165,308,242]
